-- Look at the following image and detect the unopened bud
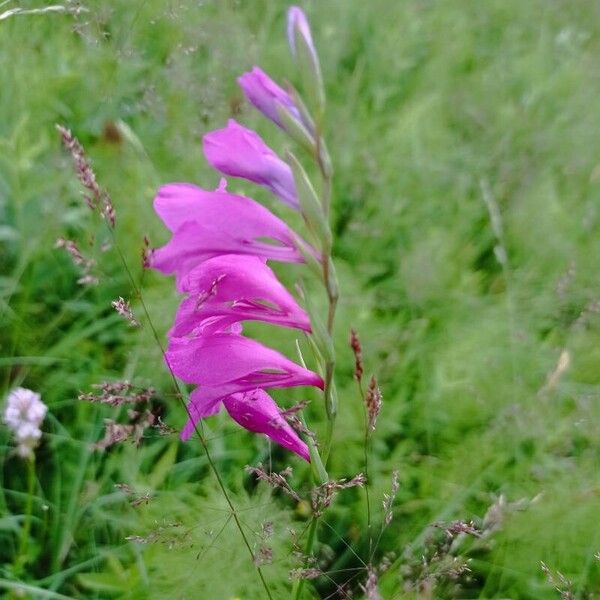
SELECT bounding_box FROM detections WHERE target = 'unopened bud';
[287,6,325,115]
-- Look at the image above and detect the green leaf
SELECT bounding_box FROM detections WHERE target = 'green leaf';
[77,572,128,594]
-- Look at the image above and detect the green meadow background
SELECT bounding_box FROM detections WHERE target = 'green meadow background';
[1,0,599,597]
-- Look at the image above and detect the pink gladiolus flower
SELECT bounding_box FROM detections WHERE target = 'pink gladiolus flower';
[203,120,298,210]
[170,254,311,337]
[166,333,323,390]
[287,6,317,63]
[171,333,322,461]
[224,390,310,460]
[182,388,310,461]
[238,67,303,130]
[148,183,310,289]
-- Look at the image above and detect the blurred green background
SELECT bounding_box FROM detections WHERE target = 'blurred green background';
[1,0,600,598]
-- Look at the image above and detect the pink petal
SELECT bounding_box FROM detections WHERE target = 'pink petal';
[152,183,293,235]
[170,254,310,337]
[148,184,310,289]
[166,333,324,390]
[224,389,310,461]
[203,120,298,210]
[150,221,297,290]
[180,386,225,441]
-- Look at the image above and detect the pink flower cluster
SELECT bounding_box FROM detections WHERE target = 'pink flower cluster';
[148,7,322,461]
[3,387,47,458]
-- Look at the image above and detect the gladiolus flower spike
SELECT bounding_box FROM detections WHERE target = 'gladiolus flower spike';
[149,7,333,464]
[150,153,322,462]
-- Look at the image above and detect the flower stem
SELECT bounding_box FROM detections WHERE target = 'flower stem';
[300,412,328,485]
[14,455,35,577]
[291,130,338,600]
[318,145,338,458]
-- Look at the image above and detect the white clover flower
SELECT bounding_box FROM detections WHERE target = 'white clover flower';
[3,387,47,458]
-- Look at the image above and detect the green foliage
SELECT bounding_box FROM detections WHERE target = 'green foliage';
[1,0,600,598]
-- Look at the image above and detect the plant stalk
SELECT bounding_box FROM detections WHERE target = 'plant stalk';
[293,129,338,600]
[14,455,35,578]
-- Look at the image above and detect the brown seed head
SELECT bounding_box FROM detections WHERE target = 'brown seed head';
[366,376,382,434]
[57,124,116,228]
[350,328,363,383]
[245,464,301,502]
[111,296,141,327]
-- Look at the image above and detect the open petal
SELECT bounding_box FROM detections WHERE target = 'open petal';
[170,254,310,337]
[181,387,310,462]
[166,333,324,390]
[148,184,310,289]
[152,183,296,236]
[224,389,310,461]
[179,386,225,441]
[203,120,298,210]
[150,221,303,290]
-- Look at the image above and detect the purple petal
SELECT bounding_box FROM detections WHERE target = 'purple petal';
[148,184,311,289]
[170,254,311,337]
[151,182,293,234]
[203,120,298,210]
[238,67,301,129]
[150,221,302,290]
[166,333,324,391]
[180,386,224,441]
[224,389,310,461]
[287,6,317,62]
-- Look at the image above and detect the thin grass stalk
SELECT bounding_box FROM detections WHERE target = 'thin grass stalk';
[356,373,373,558]
[109,230,275,600]
[291,516,319,600]
[480,178,519,396]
